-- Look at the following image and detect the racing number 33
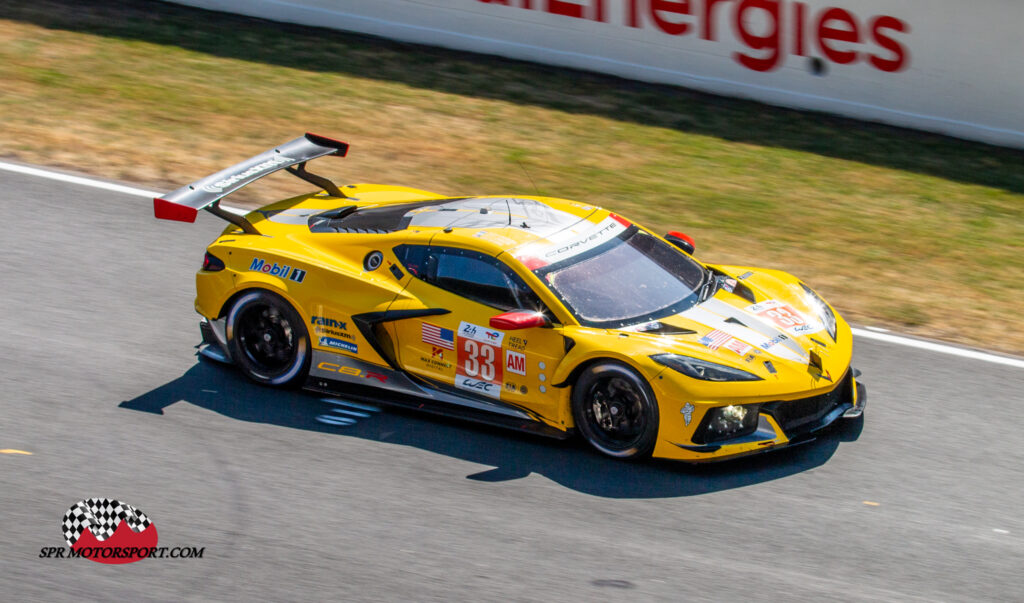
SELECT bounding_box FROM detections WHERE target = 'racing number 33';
[456,321,505,399]
[462,339,496,381]
[760,305,805,329]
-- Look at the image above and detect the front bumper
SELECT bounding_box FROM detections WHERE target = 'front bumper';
[654,370,864,462]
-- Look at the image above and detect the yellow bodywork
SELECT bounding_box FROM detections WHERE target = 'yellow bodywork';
[194,183,857,462]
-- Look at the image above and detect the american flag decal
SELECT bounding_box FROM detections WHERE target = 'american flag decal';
[421,322,454,350]
[699,329,733,351]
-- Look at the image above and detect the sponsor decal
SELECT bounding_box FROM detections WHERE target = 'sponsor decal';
[721,278,738,293]
[505,350,527,376]
[458,321,505,346]
[506,335,528,352]
[319,337,357,353]
[456,324,503,399]
[40,499,204,563]
[311,316,347,330]
[431,346,446,360]
[681,402,695,426]
[420,354,453,370]
[760,333,789,350]
[503,382,529,395]
[316,361,388,383]
[202,155,293,193]
[250,257,306,283]
[421,322,455,350]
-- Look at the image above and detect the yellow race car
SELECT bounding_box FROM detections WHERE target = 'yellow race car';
[155,133,864,462]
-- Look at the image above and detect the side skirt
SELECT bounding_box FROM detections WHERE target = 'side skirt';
[305,351,571,440]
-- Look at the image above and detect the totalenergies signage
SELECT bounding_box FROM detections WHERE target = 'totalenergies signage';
[168,0,1023,147]
[477,0,909,73]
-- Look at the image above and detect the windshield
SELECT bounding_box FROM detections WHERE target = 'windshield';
[535,228,706,328]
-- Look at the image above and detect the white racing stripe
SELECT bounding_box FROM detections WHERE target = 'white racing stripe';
[3,159,1024,369]
[0,160,160,198]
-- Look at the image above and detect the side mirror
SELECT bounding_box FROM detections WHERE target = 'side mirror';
[665,231,696,255]
[489,311,550,330]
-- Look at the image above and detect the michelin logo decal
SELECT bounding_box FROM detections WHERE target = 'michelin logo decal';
[319,337,357,354]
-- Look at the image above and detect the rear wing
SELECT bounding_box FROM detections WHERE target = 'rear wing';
[153,132,349,234]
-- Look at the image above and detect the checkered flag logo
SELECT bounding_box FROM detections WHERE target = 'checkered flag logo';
[62,498,152,547]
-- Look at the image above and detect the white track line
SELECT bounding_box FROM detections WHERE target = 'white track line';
[3,159,1023,369]
[850,328,1024,369]
[0,160,159,198]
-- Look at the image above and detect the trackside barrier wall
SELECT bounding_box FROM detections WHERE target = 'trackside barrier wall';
[169,0,1024,148]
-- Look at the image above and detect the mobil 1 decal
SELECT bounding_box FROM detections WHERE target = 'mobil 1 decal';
[456,321,505,399]
[746,299,822,335]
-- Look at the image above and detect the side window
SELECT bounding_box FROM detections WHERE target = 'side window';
[394,244,548,313]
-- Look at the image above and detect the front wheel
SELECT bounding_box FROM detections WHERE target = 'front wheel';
[571,362,660,459]
[226,290,310,387]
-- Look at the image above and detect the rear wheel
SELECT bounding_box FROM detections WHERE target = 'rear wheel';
[226,290,310,387]
[571,362,659,459]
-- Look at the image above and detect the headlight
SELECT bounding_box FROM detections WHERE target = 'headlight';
[652,354,762,382]
[801,283,837,341]
[695,404,761,444]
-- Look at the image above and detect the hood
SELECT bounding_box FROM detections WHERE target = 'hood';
[617,267,849,383]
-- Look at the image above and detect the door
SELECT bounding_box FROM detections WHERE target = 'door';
[387,244,569,426]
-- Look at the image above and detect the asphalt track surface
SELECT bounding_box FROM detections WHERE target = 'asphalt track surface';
[2,167,1023,602]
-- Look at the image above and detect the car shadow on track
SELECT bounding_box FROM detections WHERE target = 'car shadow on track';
[120,358,863,499]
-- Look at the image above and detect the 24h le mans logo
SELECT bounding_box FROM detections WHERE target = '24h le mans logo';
[60,498,158,564]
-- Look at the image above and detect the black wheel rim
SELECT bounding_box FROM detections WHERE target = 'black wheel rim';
[236,303,297,375]
[583,376,647,451]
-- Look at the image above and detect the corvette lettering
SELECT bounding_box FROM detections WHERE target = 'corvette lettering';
[202,155,294,193]
[542,220,623,260]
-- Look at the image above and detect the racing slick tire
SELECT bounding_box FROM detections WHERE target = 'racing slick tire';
[226,289,311,387]
[571,361,659,460]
